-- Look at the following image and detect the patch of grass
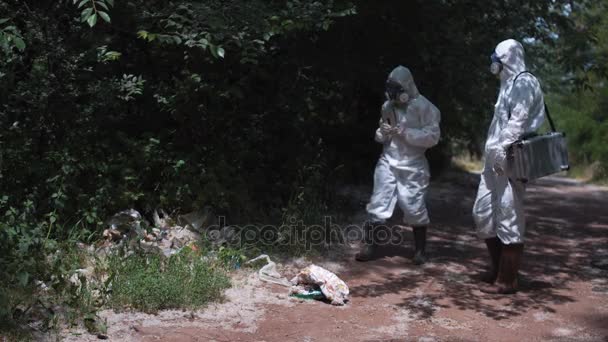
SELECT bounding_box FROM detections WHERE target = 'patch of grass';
[108,249,230,313]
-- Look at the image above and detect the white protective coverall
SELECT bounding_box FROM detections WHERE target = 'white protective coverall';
[366,66,441,225]
[473,39,546,244]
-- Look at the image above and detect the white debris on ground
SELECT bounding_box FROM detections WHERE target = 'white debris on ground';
[290,264,350,305]
[245,254,292,287]
[242,254,351,306]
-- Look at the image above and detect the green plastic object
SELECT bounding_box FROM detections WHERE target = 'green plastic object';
[290,290,324,300]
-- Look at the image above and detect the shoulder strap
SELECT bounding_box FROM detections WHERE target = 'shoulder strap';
[508,71,557,132]
[543,102,557,133]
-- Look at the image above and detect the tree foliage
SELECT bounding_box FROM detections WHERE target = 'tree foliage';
[545,0,608,180]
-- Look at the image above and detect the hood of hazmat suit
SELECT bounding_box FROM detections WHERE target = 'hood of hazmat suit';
[366,66,441,225]
[375,66,441,170]
[473,39,546,244]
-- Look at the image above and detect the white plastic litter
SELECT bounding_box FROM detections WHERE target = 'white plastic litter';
[246,254,292,287]
[290,264,349,306]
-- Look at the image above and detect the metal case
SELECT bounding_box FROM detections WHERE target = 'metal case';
[508,132,570,183]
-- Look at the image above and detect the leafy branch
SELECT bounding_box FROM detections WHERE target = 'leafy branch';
[73,0,114,27]
[0,18,26,53]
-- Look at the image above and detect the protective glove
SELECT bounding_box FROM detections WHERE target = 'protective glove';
[380,122,394,136]
[393,124,406,136]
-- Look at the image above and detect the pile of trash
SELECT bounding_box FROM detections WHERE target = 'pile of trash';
[100,211,350,306]
[100,208,218,257]
[247,255,350,306]
[19,207,239,340]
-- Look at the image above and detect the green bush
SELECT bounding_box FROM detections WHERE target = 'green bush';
[108,250,230,313]
[0,198,58,324]
[547,87,608,181]
[0,200,99,334]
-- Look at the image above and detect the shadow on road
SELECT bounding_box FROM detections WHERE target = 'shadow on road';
[341,172,608,321]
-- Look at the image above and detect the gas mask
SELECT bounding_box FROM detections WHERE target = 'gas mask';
[490,52,503,75]
[385,80,409,103]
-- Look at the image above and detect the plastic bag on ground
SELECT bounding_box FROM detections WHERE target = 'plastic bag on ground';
[290,264,349,305]
[246,254,292,287]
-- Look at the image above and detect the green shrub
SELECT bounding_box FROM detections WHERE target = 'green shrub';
[547,88,608,182]
[0,200,100,334]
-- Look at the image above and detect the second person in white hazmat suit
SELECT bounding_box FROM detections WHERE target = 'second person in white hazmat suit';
[473,39,546,294]
[355,66,441,265]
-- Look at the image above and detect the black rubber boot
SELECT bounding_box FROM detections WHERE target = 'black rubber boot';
[481,237,503,284]
[412,226,427,265]
[355,222,376,262]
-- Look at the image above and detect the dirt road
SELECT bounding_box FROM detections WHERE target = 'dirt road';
[66,173,608,342]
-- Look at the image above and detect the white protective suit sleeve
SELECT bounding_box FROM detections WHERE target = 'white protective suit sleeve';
[402,107,441,148]
[499,76,538,149]
[375,127,388,143]
[491,75,540,170]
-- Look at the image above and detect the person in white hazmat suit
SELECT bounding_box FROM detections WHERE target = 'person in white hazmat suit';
[355,66,441,265]
[473,39,546,294]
